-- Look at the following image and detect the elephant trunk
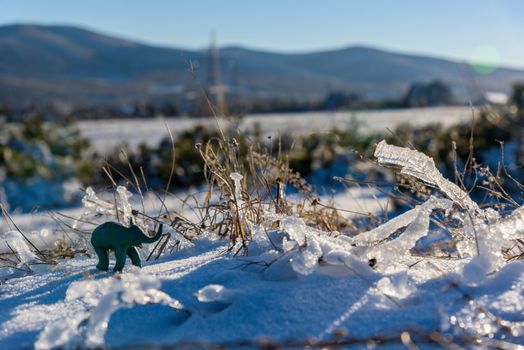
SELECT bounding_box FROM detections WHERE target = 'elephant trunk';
[141,224,164,243]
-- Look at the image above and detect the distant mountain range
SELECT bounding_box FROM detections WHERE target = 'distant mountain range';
[1,24,524,107]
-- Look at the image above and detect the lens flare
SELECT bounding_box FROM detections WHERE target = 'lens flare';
[470,45,501,74]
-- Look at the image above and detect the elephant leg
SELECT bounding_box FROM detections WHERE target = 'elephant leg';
[126,247,142,268]
[113,246,127,272]
[94,246,109,271]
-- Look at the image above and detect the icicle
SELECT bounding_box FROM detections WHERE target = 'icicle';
[385,197,452,250]
[456,213,481,258]
[230,172,246,217]
[374,140,479,212]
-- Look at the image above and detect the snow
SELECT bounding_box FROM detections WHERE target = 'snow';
[484,91,509,105]
[1,140,524,348]
[34,269,183,349]
[3,239,523,348]
[196,284,239,304]
[331,186,390,218]
[1,233,524,348]
[77,107,473,153]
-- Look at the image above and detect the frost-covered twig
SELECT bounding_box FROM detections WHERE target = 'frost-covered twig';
[352,196,453,268]
[374,140,480,212]
[373,140,524,282]
[352,196,452,246]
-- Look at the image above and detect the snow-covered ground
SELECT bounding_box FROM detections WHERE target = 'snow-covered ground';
[2,236,523,349]
[78,107,473,153]
[2,141,524,349]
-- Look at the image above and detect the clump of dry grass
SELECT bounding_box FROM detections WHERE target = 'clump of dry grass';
[184,125,377,254]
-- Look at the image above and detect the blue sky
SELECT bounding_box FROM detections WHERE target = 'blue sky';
[1,0,524,68]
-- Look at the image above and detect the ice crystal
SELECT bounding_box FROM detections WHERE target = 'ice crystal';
[81,187,115,217]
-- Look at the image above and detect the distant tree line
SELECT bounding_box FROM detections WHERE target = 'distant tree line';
[0,80,457,122]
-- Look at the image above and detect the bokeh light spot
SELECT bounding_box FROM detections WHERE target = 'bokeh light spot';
[470,45,501,74]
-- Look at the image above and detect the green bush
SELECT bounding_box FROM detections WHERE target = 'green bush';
[0,117,95,181]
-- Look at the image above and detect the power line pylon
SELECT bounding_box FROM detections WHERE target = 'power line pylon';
[207,31,226,116]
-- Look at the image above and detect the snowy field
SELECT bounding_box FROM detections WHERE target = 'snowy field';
[1,141,524,349]
[78,106,473,153]
[3,236,523,349]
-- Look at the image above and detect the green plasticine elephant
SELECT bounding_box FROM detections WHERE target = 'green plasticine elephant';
[91,220,163,272]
